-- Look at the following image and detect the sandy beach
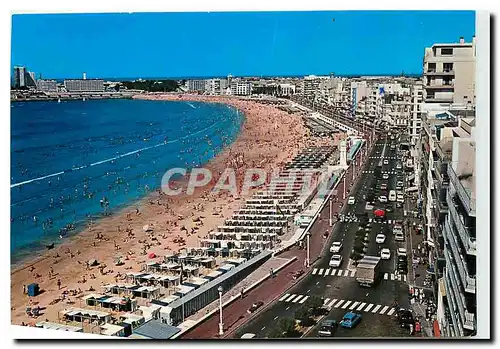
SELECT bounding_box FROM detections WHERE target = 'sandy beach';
[10,94,337,326]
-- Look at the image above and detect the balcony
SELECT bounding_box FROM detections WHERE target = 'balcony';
[425,69,455,76]
[424,96,453,103]
[447,165,476,216]
[446,190,476,256]
[436,142,452,161]
[464,311,475,331]
[444,218,476,293]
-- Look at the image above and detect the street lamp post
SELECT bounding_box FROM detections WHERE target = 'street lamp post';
[306,232,310,268]
[218,286,224,336]
[353,160,356,181]
[329,199,333,227]
[343,176,346,199]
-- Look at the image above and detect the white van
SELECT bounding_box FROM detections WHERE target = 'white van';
[389,190,397,202]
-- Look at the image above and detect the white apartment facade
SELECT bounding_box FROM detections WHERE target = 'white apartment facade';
[423,37,476,107]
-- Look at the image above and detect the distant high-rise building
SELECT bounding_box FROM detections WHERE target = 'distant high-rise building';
[83,72,87,80]
[13,66,26,88]
[187,80,206,92]
[13,66,36,88]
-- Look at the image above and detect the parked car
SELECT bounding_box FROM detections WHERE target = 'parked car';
[380,248,391,260]
[329,254,343,268]
[317,320,339,337]
[382,174,389,179]
[395,232,405,241]
[248,301,264,313]
[383,159,389,165]
[241,333,256,339]
[397,248,407,257]
[378,195,388,203]
[380,183,388,190]
[330,241,343,253]
[375,234,386,244]
[365,202,375,210]
[348,196,356,205]
[396,163,402,169]
[340,312,362,328]
[385,205,394,213]
[396,201,403,208]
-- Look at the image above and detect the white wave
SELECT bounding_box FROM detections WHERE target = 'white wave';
[10,119,223,189]
[187,103,197,109]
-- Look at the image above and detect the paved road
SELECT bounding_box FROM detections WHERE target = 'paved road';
[181,142,372,339]
[233,135,414,339]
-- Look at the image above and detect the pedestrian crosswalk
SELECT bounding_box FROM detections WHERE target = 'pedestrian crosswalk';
[362,170,398,175]
[368,156,398,160]
[278,294,398,317]
[368,218,396,224]
[311,268,407,281]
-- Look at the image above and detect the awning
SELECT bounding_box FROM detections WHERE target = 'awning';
[433,320,441,337]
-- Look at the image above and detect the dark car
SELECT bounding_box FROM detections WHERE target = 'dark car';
[397,309,415,328]
[385,205,394,213]
[396,201,403,208]
[248,301,264,313]
[317,320,339,337]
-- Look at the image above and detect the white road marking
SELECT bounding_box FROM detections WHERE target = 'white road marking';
[342,301,352,309]
[306,289,311,293]
[319,268,324,275]
[390,274,395,280]
[379,306,389,315]
[325,269,330,276]
[334,300,345,308]
[323,298,331,305]
[312,268,318,275]
[279,293,290,301]
[384,273,389,280]
[299,296,309,304]
[261,326,266,330]
[350,301,360,310]
[350,270,356,277]
[398,275,402,281]
[327,299,337,307]
[286,306,290,310]
[372,304,382,313]
[387,308,396,316]
[274,316,278,320]
[285,294,296,302]
[403,275,407,282]
[343,270,349,277]
[337,269,343,276]
[292,295,304,303]
[364,303,374,312]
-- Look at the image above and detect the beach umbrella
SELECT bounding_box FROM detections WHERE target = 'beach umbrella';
[373,209,385,217]
[143,225,152,232]
[148,252,156,259]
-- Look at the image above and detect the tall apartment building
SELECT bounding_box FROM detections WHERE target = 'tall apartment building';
[187,79,206,92]
[409,81,424,145]
[423,37,476,107]
[204,79,227,95]
[36,79,58,92]
[13,66,36,88]
[420,110,476,337]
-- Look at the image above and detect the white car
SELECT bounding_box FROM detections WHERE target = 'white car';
[397,248,407,257]
[397,195,404,203]
[375,234,386,244]
[396,164,402,169]
[330,241,343,253]
[329,254,343,268]
[378,195,388,203]
[395,232,405,241]
[382,174,389,179]
[380,248,391,260]
[365,202,374,210]
[383,159,389,165]
[390,145,395,149]
[348,196,356,205]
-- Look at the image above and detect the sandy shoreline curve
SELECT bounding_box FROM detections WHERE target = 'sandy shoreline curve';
[10,94,333,327]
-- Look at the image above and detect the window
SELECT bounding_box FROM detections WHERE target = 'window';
[428,63,436,72]
[441,48,453,55]
[443,63,454,72]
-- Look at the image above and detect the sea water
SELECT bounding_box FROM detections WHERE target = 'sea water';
[10,99,244,264]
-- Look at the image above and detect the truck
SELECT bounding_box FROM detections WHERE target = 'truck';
[355,256,381,287]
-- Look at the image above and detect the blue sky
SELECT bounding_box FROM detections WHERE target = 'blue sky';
[11,11,475,79]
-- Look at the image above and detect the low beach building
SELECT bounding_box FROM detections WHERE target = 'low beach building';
[36,321,83,332]
[100,323,126,337]
[59,307,111,325]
